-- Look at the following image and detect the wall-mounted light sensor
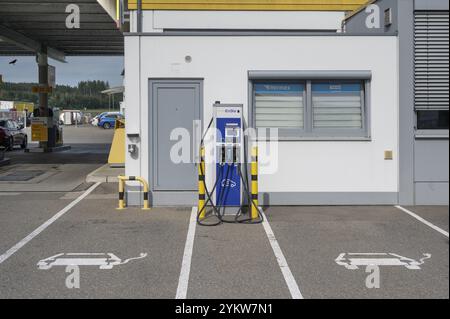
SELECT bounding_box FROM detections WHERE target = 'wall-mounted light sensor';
[128,144,137,154]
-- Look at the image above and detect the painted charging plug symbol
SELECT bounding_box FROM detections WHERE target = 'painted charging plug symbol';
[221,179,237,188]
[37,253,147,270]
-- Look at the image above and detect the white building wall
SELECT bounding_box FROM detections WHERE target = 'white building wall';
[124,36,143,195]
[130,10,345,32]
[124,35,399,200]
[152,11,344,31]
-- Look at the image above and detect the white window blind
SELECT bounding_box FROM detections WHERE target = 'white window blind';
[254,83,304,128]
[312,82,363,129]
[414,11,449,110]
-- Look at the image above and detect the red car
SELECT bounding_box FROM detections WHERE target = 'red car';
[0,119,28,151]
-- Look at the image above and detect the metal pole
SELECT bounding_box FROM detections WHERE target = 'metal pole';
[37,47,53,148]
[137,0,142,33]
[37,49,48,114]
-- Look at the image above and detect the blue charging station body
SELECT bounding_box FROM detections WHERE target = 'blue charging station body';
[213,104,243,212]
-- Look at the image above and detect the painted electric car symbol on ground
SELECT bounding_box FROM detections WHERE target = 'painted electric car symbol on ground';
[335,253,431,270]
[221,179,237,188]
[37,253,147,270]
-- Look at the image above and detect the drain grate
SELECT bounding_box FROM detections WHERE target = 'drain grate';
[0,170,46,181]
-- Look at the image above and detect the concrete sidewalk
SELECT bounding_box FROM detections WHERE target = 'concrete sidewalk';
[86,163,124,183]
[0,163,101,192]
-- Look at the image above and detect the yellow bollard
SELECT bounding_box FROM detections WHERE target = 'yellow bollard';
[198,146,206,219]
[138,177,150,210]
[117,176,126,210]
[251,146,259,220]
[117,175,151,210]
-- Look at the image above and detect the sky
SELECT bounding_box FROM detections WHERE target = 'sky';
[0,56,124,87]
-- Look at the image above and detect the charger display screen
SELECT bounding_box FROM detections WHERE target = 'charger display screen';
[225,127,239,138]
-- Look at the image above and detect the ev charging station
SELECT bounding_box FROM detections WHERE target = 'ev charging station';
[214,103,243,215]
[197,102,262,226]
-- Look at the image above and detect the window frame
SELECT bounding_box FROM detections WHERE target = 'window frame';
[248,71,372,141]
[310,80,368,138]
[415,109,450,139]
[252,79,307,139]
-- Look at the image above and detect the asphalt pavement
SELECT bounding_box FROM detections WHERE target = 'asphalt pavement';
[0,188,447,298]
[0,184,191,298]
[0,126,448,299]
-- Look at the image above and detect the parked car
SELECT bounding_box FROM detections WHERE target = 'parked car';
[91,112,121,127]
[0,119,27,150]
[98,113,124,129]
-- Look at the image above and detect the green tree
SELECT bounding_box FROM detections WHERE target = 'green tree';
[0,80,121,110]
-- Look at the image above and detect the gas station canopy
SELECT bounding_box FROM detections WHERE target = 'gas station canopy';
[0,0,123,61]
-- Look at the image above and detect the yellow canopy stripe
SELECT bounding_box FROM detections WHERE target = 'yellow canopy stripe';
[127,0,370,11]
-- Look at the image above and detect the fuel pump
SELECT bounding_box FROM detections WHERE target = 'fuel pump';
[197,102,263,226]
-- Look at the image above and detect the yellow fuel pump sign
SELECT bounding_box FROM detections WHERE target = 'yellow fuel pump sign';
[31,118,48,142]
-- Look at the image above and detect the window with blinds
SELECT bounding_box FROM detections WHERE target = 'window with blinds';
[251,77,369,139]
[254,82,304,129]
[312,82,363,129]
[414,11,449,110]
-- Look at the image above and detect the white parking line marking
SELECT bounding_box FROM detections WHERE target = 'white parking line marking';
[395,205,449,238]
[261,211,304,299]
[175,206,197,299]
[0,182,101,265]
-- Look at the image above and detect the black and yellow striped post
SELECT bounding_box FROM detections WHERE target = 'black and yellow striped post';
[198,146,206,219]
[131,176,150,210]
[117,176,125,210]
[251,146,259,220]
[117,175,150,210]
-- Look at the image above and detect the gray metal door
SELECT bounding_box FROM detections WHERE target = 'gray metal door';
[150,80,202,191]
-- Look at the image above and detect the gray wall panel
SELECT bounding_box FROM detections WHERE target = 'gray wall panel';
[260,192,398,206]
[127,191,398,207]
[414,139,450,182]
[345,0,398,35]
[398,0,416,205]
[127,190,197,206]
[415,182,449,205]
[415,0,449,11]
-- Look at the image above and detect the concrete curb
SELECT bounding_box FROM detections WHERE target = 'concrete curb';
[86,163,122,183]
[25,145,72,153]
